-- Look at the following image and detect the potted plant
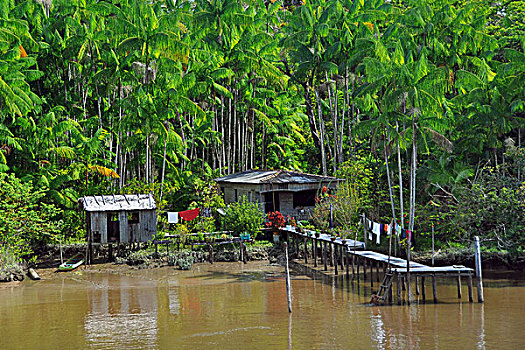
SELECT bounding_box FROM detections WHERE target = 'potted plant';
[266,211,285,243]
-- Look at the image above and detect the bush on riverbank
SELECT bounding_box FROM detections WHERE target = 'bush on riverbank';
[0,173,63,262]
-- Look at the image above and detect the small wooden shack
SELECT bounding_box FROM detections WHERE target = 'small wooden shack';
[78,193,157,244]
[214,170,343,220]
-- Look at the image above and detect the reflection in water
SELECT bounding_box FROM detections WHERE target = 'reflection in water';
[0,263,524,349]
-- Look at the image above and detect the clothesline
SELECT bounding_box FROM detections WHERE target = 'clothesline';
[363,215,416,247]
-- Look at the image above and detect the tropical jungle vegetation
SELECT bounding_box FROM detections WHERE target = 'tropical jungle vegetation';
[0,0,524,262]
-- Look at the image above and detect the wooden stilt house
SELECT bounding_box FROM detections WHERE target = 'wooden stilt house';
[78,193,157,244]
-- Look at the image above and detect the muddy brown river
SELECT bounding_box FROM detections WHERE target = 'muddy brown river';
[1,262,524,349]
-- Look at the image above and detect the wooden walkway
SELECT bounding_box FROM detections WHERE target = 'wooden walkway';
[281,227,481,304]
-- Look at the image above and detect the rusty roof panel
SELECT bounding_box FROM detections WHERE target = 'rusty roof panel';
[214,170,343,184]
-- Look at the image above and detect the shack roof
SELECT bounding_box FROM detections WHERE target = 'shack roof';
[213,170,344,185]
[78,193,156,212]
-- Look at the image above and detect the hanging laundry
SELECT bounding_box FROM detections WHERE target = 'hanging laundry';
[179,208,200,221]
[376,224,382,244]
[372,223,381,244]
[400,228,407,241]
[395,223,401,237]
[167,212,179,224]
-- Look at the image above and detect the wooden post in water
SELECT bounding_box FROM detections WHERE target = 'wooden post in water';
[313,238,318,267]
[406,233,412,305]
[474,236,484,303]
[340,245,344,270]
[303,237,308,264]
[421,276,426,303]
[345,250,350,280]
[323,241,328,271]
[363,259,367,280]
[370,261,374,288]
[432,274,438,304]
[397,274,402,305]
[329,243,333,267]
[284,243,292,313]
[334,243,338,276]
[457,273,462,299]
[356,257,360,282]
[415,276,420,295]
[467,273,474,303]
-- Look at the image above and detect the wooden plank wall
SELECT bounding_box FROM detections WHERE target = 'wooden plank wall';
[119,212,129,243]
[90,212,108,243]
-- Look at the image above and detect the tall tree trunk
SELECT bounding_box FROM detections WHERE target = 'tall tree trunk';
[384,128,397,222]
[397,122,405,229]
[314,87,328,176]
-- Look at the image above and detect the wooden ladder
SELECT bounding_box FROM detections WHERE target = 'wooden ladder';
[376,271,395,303]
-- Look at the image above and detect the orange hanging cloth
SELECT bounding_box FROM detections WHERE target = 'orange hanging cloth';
[179,208,200,221]
[19,45,27,58]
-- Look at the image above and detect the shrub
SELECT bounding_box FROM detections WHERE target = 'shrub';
[0,173,63,261]
[221,196,264,238]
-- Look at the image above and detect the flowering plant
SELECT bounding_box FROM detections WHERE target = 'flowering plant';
[286,215,297,227]
[266,211,286,231]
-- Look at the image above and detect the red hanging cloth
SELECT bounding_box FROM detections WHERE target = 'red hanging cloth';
[179,208,200,221]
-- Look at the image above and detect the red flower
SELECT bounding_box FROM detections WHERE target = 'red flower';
[322,186,327,193]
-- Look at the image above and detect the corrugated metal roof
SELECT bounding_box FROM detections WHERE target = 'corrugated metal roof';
[214,170,344,184]
[78,193,157,212]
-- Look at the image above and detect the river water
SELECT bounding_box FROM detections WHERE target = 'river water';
[1,262,524,349]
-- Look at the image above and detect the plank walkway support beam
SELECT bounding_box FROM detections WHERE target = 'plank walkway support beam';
[303,237,308,265]
[323,241,328,271]
[334,243,338,276]
[284,242,292,313]
[421,276,426,303]
[313,238,318,267]
[432,274,438,304]
[397,274,402,305]
[474,236,484,303]
[468,274,474,303]
[345,250,350,280]
[457,273,462,299]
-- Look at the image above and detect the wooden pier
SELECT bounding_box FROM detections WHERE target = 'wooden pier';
[281,227,482,304]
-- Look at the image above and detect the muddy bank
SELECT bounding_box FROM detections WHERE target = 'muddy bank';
[32,242,280,271]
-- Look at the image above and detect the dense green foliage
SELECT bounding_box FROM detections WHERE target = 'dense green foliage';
[0,0,524,258]
[0,173,62,260]
[221,196,264,237]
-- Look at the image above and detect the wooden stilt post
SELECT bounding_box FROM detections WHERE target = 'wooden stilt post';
[108,243,113,262]
[323,241,328,271]
[474,236,484,303]
[242,242,247,264]
[329,243,333,267]
[421,276,426,303]
[340,245,344,270]
[313,238,317,267]
[415,276,420,295]
[376,262,380,283]
[239,241,243,262]
[363,259,367,280]
[457,273,462,299]
[370,261,374,289]
[303,237,308,264]
[397,274,402,305]
[345,250,350,280]
[209,244,214,264]
[284,242,292,313]
[468,273,474,303]
[334,243,338,276]
[432,274,438,304]
[356,257,360,281]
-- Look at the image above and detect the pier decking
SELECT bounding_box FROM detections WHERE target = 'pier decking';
[281,227,480,304]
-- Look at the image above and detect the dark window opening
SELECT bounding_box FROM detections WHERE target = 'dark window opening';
[128,212,139,224]
[264,192,280,213]
[293,190,316,208]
